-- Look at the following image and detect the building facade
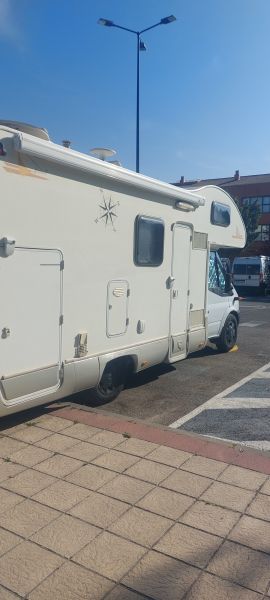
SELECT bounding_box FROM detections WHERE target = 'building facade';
[173,170,270,257]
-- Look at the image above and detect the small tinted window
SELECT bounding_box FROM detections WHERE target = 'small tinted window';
[134,215,164,266]
[233,264,247,275]
[211,202,231,227]
[247,264,260,275]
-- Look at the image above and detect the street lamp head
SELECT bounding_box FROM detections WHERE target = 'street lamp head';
[98,18,114,27]
[160,14,176,24]
[139,39,147,51]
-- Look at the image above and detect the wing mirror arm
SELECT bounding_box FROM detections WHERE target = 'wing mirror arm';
[225,272,234,294]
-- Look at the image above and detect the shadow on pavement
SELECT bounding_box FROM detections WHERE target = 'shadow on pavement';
[0,403,61,433]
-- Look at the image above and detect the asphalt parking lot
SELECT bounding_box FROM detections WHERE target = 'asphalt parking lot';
[69,296,270,434]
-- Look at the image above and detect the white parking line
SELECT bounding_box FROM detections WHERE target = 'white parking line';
[196,434,270,453]
[240,304,268,309]
[206,397,270,410]
[169,361,270,429]
[239,322,266,327]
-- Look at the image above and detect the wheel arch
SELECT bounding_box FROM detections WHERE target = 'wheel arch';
[99,354,138,382]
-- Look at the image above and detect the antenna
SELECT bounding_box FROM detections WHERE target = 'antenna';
[90,147,116,161]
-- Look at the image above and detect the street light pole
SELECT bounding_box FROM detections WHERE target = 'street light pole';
[98,15,176,173]
[136,32,140,173]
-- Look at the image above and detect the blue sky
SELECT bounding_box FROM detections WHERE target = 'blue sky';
[1,0,270,182]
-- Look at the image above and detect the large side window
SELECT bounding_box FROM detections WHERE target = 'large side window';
[208,251,226,294]
[211,202,230,227]
[134,215,164,267]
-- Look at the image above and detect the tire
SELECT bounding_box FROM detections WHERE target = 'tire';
[216,314,238,353]
[90,360,127,404]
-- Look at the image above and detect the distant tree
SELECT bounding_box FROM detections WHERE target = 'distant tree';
[237,198,260,246]
[219,197,261,264]
[265,258,270,290]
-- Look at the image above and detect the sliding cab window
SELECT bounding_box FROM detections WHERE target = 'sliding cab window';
[208,251,227,295]
[134,215,164,266]
[211,202,231,227]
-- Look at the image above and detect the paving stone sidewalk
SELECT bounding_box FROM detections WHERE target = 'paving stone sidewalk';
[0,407,270,599]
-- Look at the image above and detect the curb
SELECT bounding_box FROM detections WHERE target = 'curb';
[53,404,270,475]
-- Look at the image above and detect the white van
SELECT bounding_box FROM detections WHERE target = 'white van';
[232,256,270,293]
[0,121,246,416]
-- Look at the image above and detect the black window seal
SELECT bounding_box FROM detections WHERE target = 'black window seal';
[134,214,165,268]
[211,201,231,228]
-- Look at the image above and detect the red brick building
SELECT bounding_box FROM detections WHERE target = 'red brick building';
[173,170,270,256]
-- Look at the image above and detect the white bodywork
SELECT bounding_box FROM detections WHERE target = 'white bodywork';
[0,125,246,416]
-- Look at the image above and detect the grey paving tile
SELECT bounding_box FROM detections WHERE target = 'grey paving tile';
[0,541,63,596]
[109,506,172,547]
[0,528,22,557]
[28,561,114,600]
[208,540,270,594]
[74,531,146,581]
[0,499,59,538]
[0,459,26,482]
[69,491,129,528]
[1,468,56,497]
[123,550,200,600]
[155,522,222,568]
[185,571,263,600]
[229,514,270,553]
[31,514,100,558]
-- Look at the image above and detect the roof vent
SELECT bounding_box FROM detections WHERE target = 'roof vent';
[234,169,240,181]
[0,120,50,141]
[180,175,185,184]
[62,140,71,148]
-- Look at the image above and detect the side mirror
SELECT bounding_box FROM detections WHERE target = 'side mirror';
[225,272,233,293]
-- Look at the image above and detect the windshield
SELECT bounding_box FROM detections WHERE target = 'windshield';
[247,264,260,275]
[233,264,247,275]
[233,263,260,275]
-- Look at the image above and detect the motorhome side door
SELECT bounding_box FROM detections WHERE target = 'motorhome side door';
[169,224,192,362]
[0,248,63,404]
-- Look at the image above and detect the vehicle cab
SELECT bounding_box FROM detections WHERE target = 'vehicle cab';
[207,251,239,351]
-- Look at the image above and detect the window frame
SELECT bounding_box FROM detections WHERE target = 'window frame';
[134,214,165,268]
[208,251,230,296]
[210,201,231,228]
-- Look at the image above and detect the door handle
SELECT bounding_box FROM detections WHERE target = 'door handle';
[167,276,175,289]
[1,327,10,338]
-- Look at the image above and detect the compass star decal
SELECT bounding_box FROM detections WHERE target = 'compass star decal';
[95,192,119,231]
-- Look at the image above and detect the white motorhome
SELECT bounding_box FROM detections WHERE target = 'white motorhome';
[0,122,246,416]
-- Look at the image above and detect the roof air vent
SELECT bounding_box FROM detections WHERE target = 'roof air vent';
[0,120,50,141]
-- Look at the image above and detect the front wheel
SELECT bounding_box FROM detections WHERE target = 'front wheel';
[216,314,238,353]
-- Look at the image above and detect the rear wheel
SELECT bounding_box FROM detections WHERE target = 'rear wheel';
[90,360,129,404]
[216,314,238,353]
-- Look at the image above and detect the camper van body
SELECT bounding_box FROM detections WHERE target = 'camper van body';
[0,124,246,416]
